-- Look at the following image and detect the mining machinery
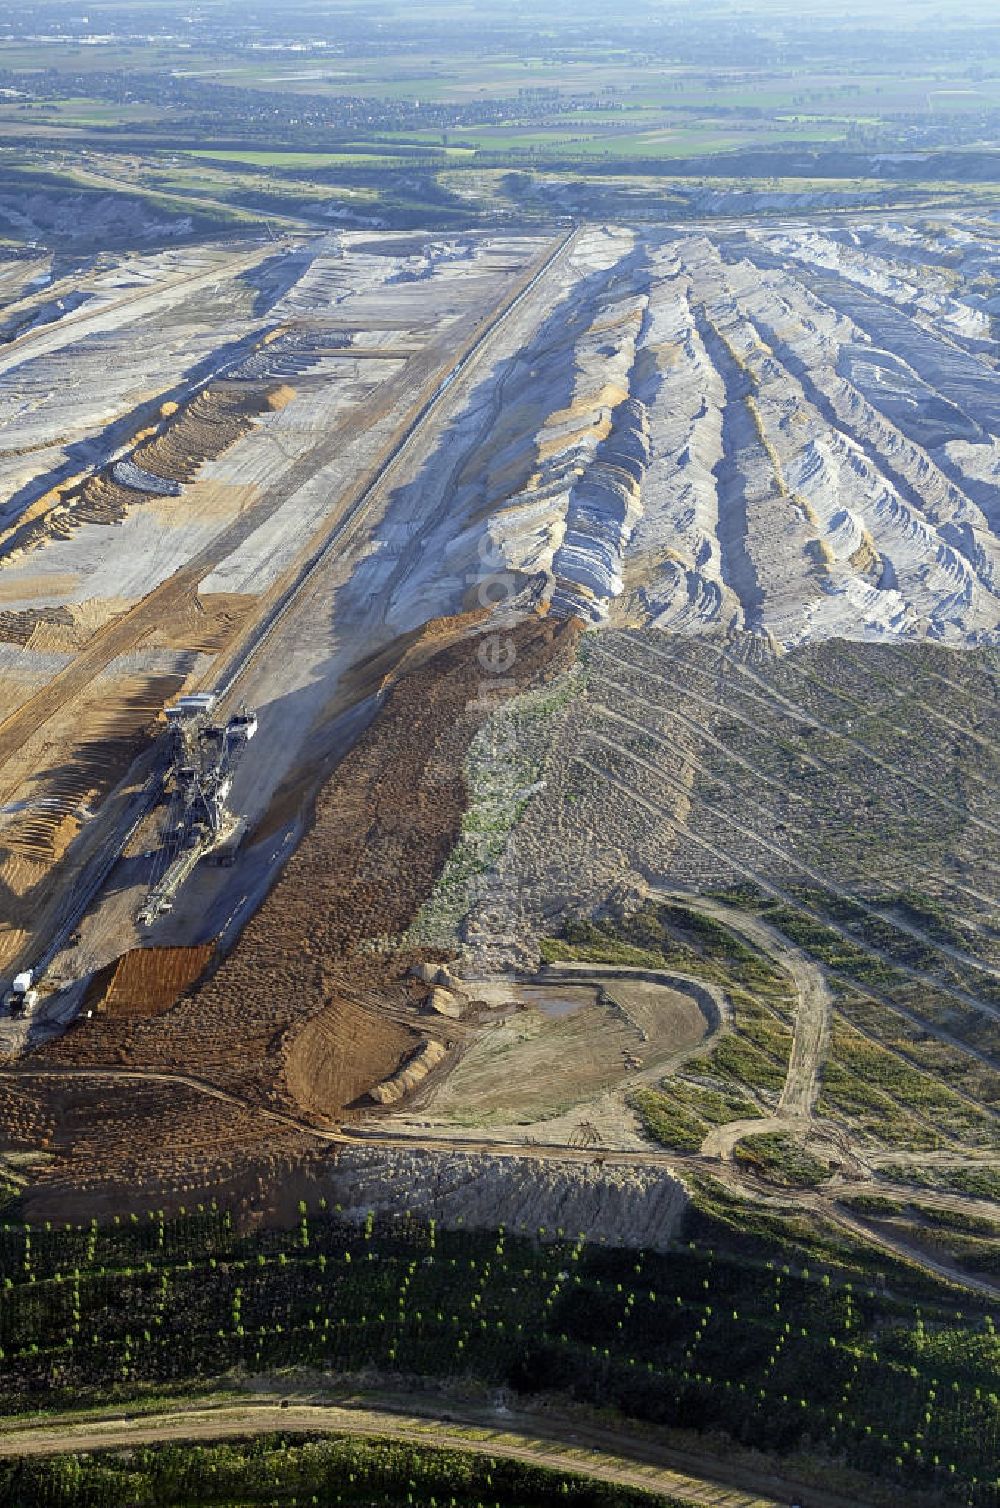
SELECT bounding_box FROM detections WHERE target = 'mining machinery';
[2,969,39,1016]
[137,694,257,926]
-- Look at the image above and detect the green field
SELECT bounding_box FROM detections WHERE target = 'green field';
[184,149,419,170]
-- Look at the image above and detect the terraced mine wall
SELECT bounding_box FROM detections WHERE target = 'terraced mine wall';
[329,1145,689,1251]
[1,381,295,562]
[1,219,997,1259]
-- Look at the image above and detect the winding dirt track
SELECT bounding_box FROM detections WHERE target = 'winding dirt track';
[656,891,832,1121]
[665,890,837,1162]
[0,1395,865,1508]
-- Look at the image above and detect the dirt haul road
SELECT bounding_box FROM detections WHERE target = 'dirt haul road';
[5,1065,997,1300]
[205,227,578,708]
[0,1396,866,1508]
[659,891,831,1120]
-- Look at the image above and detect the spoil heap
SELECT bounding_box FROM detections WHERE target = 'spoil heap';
[3,384,294,559]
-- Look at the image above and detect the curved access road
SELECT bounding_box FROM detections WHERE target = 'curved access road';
[0,1394,866,1508]
[648,888,832,1136]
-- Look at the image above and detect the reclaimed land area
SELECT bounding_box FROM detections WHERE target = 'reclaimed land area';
[0,1204,994,1508]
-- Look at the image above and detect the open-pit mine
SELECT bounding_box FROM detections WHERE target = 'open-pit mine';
[0,217,997,1288]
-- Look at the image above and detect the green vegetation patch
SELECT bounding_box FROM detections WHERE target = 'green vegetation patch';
[700,1030,786,1094]
[911,1203,1000,1239]
[632,1088,703,1152]
[409,672,582,949]
[0,1435,675,1507]
[839,1193,904,1218]
[733,1132,833,1189]
[878,1163,1000,1203]
[818,1022,998,1152]
[633,1080,761,1152]
[543,900,789,996]
[185,148,419,169]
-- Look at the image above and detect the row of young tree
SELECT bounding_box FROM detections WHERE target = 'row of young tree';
[0,1207,995,1506]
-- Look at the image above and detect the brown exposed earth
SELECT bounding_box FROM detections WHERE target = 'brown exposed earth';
[0,1072,315,1224]
[99,944,217,1018]
[424,978,713,1129]
[134,383,295,488]
[0,611,579,1217]
[0,588,254,970]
